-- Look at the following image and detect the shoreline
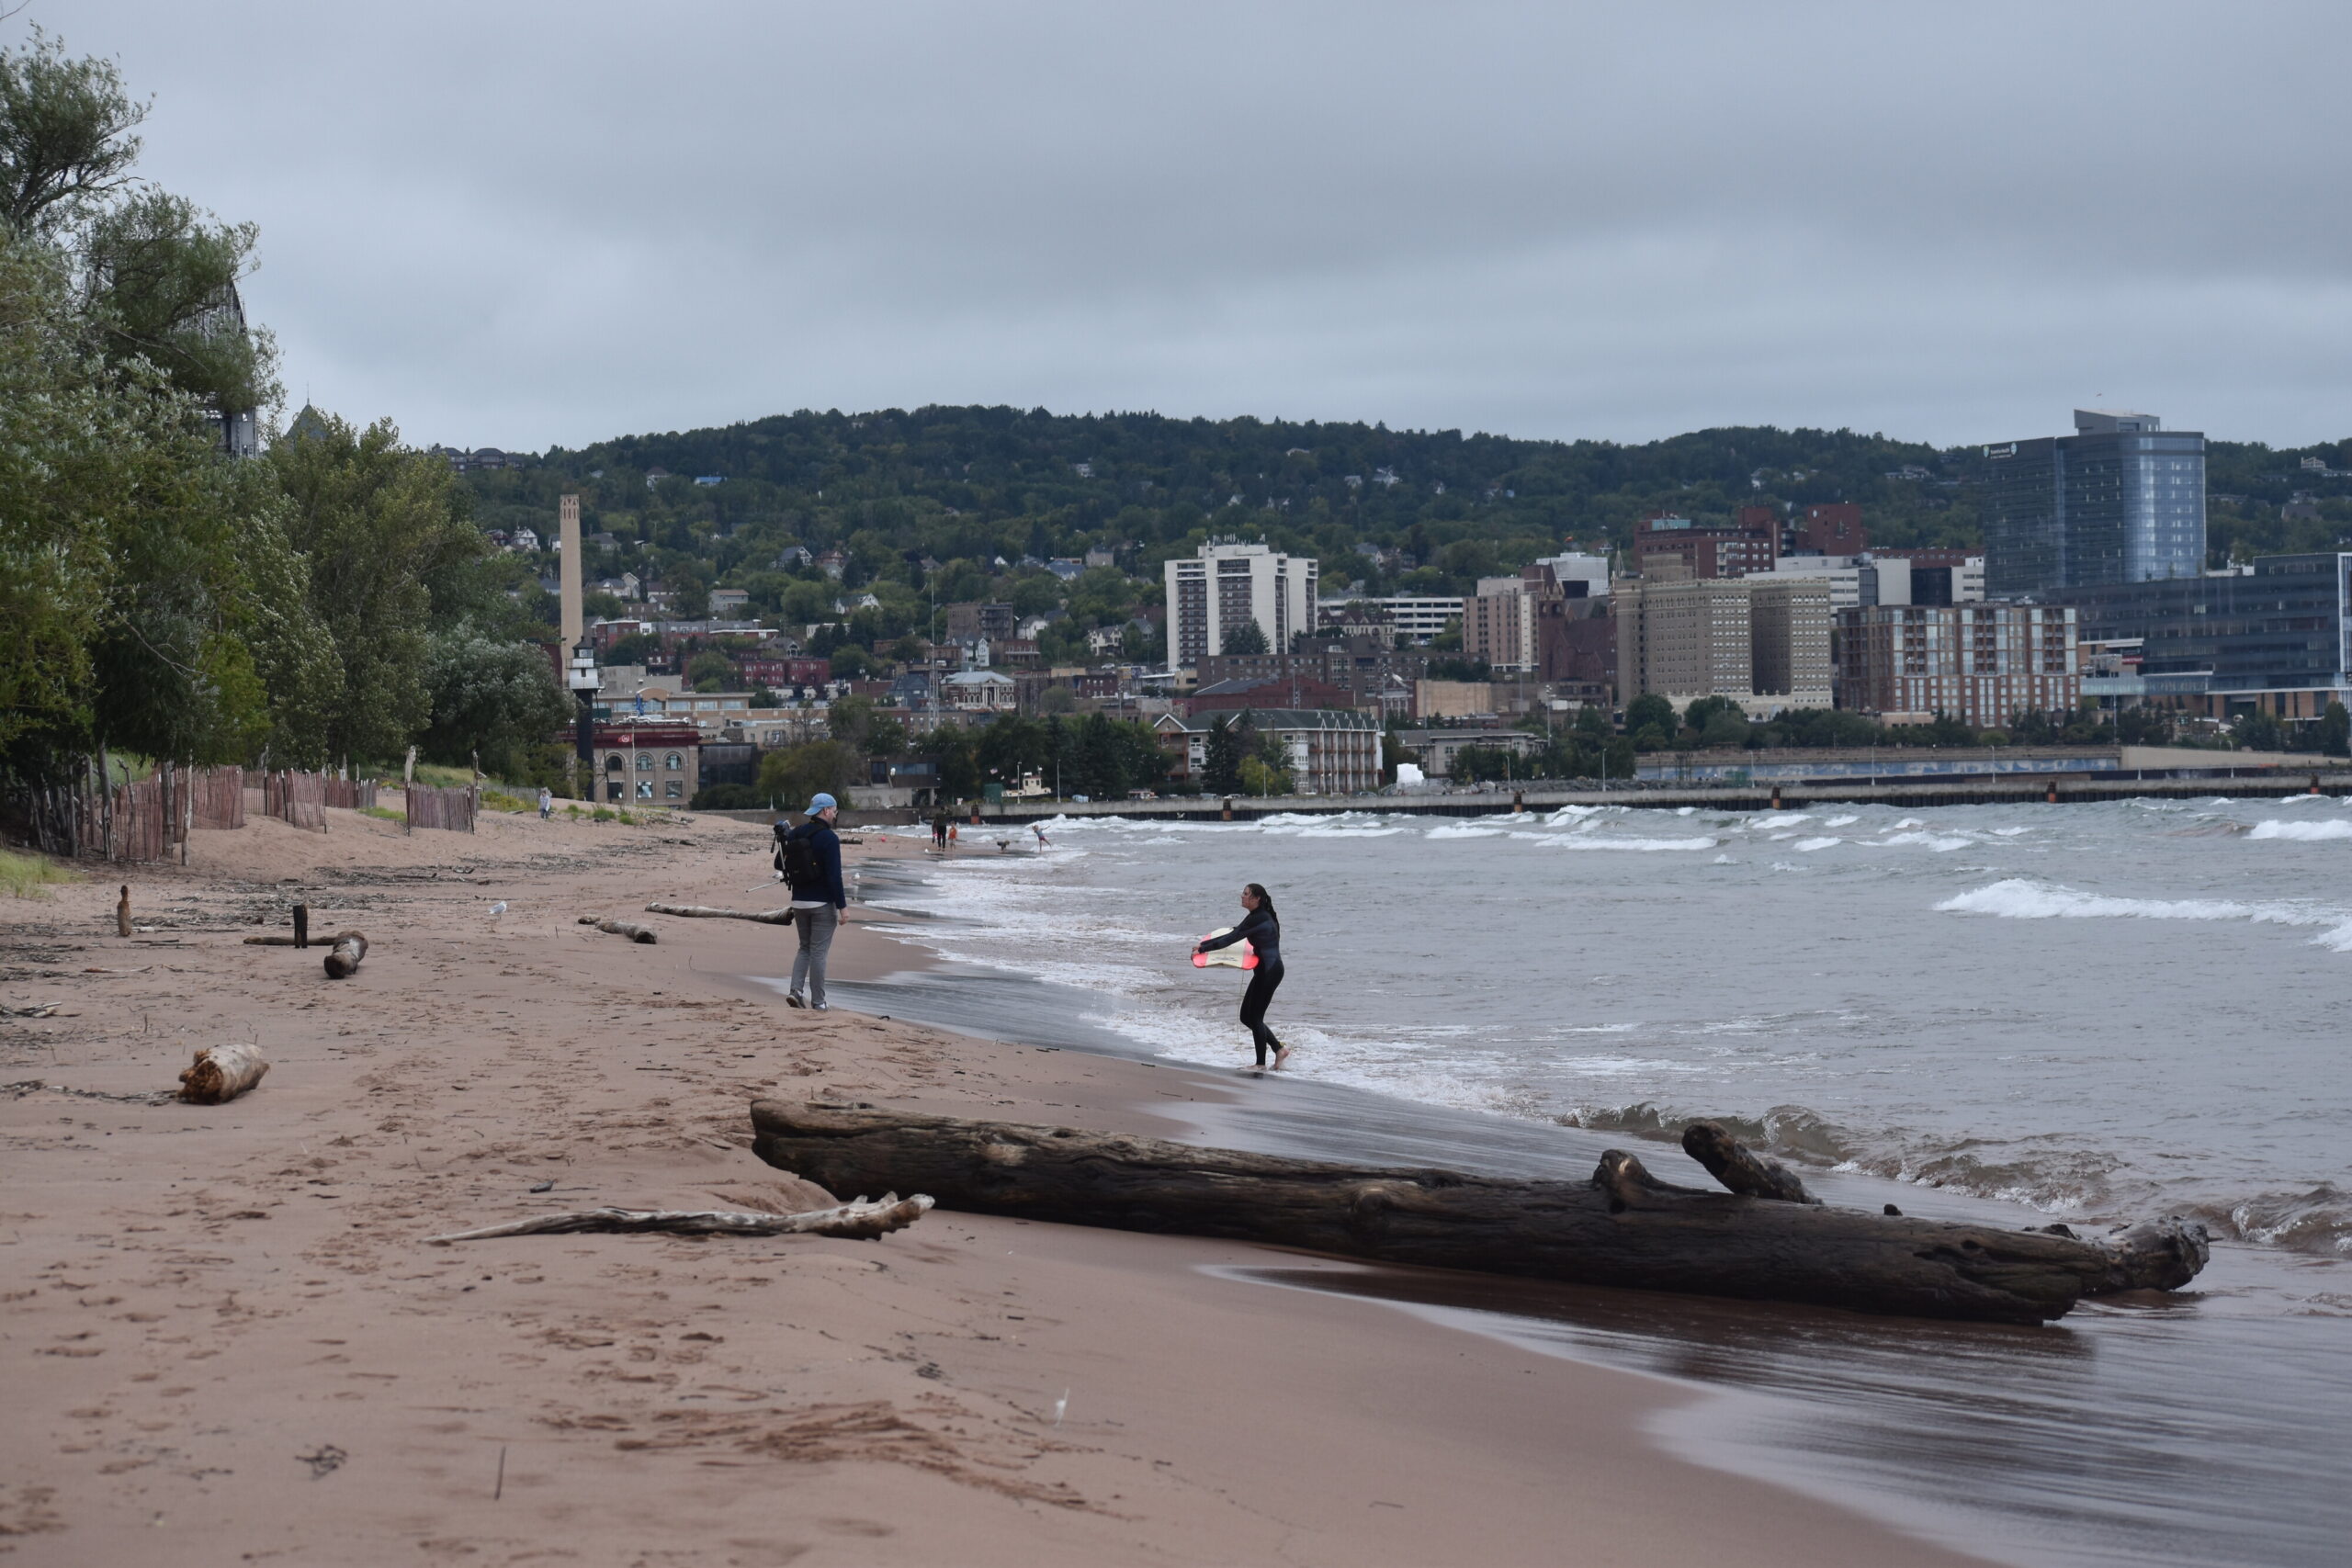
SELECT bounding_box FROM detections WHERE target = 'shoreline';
[1,808,1994,1565]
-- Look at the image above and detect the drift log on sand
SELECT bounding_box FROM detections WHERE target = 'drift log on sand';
[749,1100,2209,1325]
[425,1195,932,1244]
[643,902,797,926]
[323,933,368,977]
[177,1043,269,1104]
[577,917,657,943]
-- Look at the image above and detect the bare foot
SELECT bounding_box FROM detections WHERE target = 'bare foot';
[1272,1047,1292,1070]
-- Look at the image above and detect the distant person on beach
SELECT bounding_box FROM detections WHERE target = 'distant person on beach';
[1194,883,1288,1071]
[948,821,958,849]
[933,810,949,850]
[779,793,846,1011]
[537,785,552,819]
[1033,822,1050,849]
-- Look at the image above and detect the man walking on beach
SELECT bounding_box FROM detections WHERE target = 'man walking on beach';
[537,785,552,820]
[780,793,846,1011]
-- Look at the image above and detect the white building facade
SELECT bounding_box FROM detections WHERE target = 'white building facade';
[1165,543,1318,666]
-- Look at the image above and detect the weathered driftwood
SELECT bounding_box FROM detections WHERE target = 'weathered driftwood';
[244,930,361,947]
[117,886,131,939]
[643,901,797,926]
[749,1100,2209,1324]
[577,917,657,943]
[178,1043,270,1104]
[323,933,368,977]
[425,1194,932,1245]
[1681,1121,1821,1205]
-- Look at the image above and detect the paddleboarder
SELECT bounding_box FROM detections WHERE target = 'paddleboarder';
[1193,883,1288,1070]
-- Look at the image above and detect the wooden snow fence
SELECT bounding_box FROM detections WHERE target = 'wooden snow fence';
[405,784,478,832]
[187,766,245,830]
[79,778,169,863]
[322,776,377,810]
[264,770,329,831]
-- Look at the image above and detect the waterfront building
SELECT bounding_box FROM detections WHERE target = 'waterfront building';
[1165,543,1318,666]
[1390,728,1546,780]
[2066,552,2352,721]
[1833,604,2081,727]
[1152,708,1382,794]
[1983,410,2206,597]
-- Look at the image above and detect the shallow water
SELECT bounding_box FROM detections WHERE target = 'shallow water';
[842,799,2352,1567]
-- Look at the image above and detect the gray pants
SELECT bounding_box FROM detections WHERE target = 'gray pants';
[790,905,839,1007]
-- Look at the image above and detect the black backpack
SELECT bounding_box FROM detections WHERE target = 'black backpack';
[775,823,822,889]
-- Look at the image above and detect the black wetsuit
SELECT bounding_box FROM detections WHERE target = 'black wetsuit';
[1200,906,1284,1066]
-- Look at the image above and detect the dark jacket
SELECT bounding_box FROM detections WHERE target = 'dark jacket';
[781,818,846,908]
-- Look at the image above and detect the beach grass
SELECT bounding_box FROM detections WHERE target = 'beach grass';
[359,805,405,822]
[0,846,76,898]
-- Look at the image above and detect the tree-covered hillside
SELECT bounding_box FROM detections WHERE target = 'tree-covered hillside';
[465,407,2352,631]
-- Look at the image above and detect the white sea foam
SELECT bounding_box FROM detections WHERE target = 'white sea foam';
[1752,813,1811,830]
[1935,877,2346,939]
[1824,815,1860,828]
[2248,819,2352,841]
[1541,835,1717,852]
[1874,830,1971,852]
[1426,822,1507,839]
[1793,836,1841,852]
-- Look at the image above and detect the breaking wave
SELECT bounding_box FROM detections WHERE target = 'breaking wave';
[2248,818,2352,841]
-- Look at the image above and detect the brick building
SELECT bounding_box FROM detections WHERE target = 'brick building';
[591,723,700,804]
[1633,512,1780,580]
[1833,604,2081,727]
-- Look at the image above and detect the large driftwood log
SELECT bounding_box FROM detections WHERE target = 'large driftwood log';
[643,902,797,926]
[323,933,368,977]
[1681,1121,1821,1205]
[178,1043,269,1104]
[425,1194,933,1245]
[749,1100,2209,1324]
[578,917,657,943]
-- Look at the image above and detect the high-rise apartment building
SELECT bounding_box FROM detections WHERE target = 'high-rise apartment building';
[1615,576,1832,710]
[1465,576,1537,672]
[1833,604,2081,726]
[1164,543,1317,667]
[1983,410,2205,598]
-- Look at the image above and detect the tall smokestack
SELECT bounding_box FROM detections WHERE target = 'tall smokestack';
[559,493,583,648]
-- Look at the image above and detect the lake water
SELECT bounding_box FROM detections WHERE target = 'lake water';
[840,796,2352,1568]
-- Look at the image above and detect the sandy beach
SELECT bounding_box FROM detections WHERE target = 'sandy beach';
[0,806,1992,1566]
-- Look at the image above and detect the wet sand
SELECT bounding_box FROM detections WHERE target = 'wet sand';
[0,806,1993,1565]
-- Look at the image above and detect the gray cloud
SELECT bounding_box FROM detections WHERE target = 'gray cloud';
[40,0,2352,450]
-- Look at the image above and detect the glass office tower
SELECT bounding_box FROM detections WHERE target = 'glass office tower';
[1983,410,2205,598]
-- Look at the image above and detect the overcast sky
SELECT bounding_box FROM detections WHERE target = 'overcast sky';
[32,2,2352,453]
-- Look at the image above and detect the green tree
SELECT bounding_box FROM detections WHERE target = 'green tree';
[756,740,859,808]
[418,624,572,776]
[2317,701,2349,758]
[81,190,275,417]
[1219,618,1269,655]
[1623,693,1675,737]
[0,30,147,239]
[267,411,486,763]
[687,649,734,691]
[1202,716,1244,794]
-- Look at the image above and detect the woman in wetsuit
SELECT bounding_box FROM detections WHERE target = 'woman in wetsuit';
[1194,883,1289,1070]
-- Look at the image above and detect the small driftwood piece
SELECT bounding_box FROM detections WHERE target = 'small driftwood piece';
[750,1100,2210,1325]
[244,930,360,947]
[178,1043,269,1104]
[117,886,131,938]
[425,1194,933,1245]
[643,902,797,926]
[323,932,368,977]
[1681,1121,1822,1205]
[576,916,657,943]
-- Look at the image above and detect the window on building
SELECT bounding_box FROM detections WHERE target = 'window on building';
[664,751,683,771]
[636,780,653,799]
[604,754,623,773]
[664,780,683,799]
[636,752,654,771]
